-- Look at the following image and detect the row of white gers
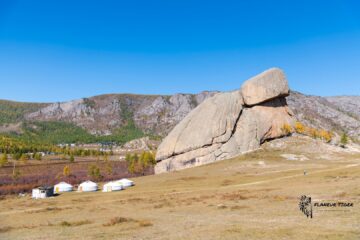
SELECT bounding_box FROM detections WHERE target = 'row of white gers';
[54,179,134,193]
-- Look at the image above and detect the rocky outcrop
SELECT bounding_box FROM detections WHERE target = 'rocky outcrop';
[155,68,295,174]
[122,136,160,151]
[241,68,289,106]
[156,91,243,161]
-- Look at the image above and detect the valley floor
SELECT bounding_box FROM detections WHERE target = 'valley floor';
[1,136,359,240]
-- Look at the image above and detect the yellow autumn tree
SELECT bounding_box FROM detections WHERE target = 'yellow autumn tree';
[294,121,305,134]
[281,124,293,135]
[307,127,319,139]
[319,130,332,143]
[63,165,71,177]
[0,153,8,167]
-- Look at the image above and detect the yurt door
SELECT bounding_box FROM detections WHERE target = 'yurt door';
[55,186,59,193]
[107,186,111,192]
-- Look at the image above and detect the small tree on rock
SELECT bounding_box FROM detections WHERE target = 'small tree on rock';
[281,124,293,136]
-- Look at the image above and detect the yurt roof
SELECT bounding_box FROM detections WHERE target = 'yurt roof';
[118,178,133,183]
[108,181,123,186]
[80,180,97,186]
[55,182,72,187]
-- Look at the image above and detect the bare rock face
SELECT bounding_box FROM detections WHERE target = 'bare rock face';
[155,68,294,174]
[156,91,243,161]
[241,68,289,106]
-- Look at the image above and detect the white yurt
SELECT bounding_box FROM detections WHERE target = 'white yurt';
[78,180,98,192]
[54,182,73,194]
[102,181,124,192]
[117,178,134,188]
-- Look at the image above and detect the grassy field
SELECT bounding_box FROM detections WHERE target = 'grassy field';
[0,136,359,240]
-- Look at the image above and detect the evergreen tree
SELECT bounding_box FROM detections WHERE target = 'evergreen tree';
[20,154,28,164]
[34,152,42,160]
[340,133,348,148]
[69,154,75,163]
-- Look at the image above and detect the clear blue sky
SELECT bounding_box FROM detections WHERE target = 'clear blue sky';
[0,0,359,102]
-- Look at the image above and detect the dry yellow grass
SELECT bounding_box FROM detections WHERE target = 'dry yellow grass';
[0,136,359,240]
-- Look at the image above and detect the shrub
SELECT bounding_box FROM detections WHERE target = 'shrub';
[69,154,75,163]
[20,154,29,164]
[294,122,305,134]
[12,152,22,160]
[88,164,102,180]
[103,217,133,227]
[319,130,333,143]
[60,220,92,227]
[0,153,8,167]
[34,152,42,161]
[340,133,348,148]
[307,127,319,138]
[138,220,153,227]
[12,168,21,182]
[281,124,293,135]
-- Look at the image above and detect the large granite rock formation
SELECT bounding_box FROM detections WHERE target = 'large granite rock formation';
[155,68,295,174]
[241,68,289,106]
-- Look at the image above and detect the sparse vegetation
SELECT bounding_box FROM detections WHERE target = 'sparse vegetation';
[63,165,71,177]
[138,220,153,227]
[319,129,333,143]
[59,220,92,227]
[292,121,334,143]
[33,152,42,161]
[88,164,102,181]
[125,151,156,174]
[69,154,75,163]
[0,226,12,233]
[340,133,348,148]
[103,217,134,227]
[103,217,153,228]
[83,98,96,109]
[0,153,8,167]
[12,167,21,182]
[281,124,293,135]
[0,100,46,125]
[294,121,305,134]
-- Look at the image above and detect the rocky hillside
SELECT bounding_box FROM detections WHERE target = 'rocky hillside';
[0,88,358,144]
[287,92,360,140]
[24,91,217,136]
